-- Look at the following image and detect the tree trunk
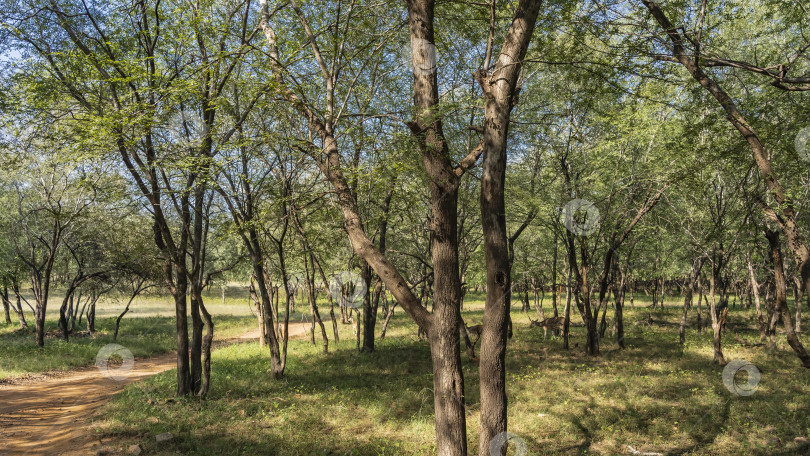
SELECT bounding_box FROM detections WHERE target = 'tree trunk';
[189,290,204,394]
[680,258,704,345]
[708,248,726,365]
[794,277,803,333]
[747,258,767,340]
[475,2,541,452]
[598,282,611,339]
[659,276,666,309]
[766,230,810,367]
[305,253,328,353]
[361,261,376,352]
[172,265,192,396]
[615,278,625,347]
[11,281,27,328]
[2,286,12,325]
[34,277,50,348]
[696,275,704,334]
[58,287,76,341]
[249,278,265,346]
[114,295,136,341]
[427,185,467,456]
[552,230,559,317]
[380,301,396,339]
[197,297,214,398]
[86,294,97,334]
[563,259,572,350]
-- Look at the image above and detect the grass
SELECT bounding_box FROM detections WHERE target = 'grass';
[0,291,259,380]
[93,294,810,455]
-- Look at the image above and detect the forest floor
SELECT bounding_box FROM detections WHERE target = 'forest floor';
[0,322,311,456]
[89,296,810,456]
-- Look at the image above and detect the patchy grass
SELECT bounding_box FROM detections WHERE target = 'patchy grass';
[95,295,810,455]
[0,303,256,381]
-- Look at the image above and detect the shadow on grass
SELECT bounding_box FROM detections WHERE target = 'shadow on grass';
[96,307,810,455]
[0,314,255,381]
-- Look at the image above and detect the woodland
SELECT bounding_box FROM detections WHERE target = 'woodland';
[1,1,810,455]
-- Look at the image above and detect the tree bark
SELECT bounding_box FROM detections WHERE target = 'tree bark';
[2,286,12,325]
[680,257,705,345]
[708,246,726,365]
[794,277,803,333]
[747,257,767,340]
[475,1,542,453]
[171,263,192,396]
[766,230,810,367]
[10,280,27,328]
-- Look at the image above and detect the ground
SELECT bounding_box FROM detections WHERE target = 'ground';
[2,292,810,455]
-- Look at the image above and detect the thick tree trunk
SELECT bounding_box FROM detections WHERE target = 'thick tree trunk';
[478,120,511,456]
[476,2,541,452]
[427,185,467,456]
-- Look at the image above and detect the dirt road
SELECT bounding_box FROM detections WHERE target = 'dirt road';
[0,323,311,456]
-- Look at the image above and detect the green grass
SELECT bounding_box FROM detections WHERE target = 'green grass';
[94,295,810,455]
[0,293,258,380]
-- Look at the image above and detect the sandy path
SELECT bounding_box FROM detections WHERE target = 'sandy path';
[0,322,312,456]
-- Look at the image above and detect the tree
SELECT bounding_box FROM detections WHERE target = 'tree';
[6,151,98,347]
